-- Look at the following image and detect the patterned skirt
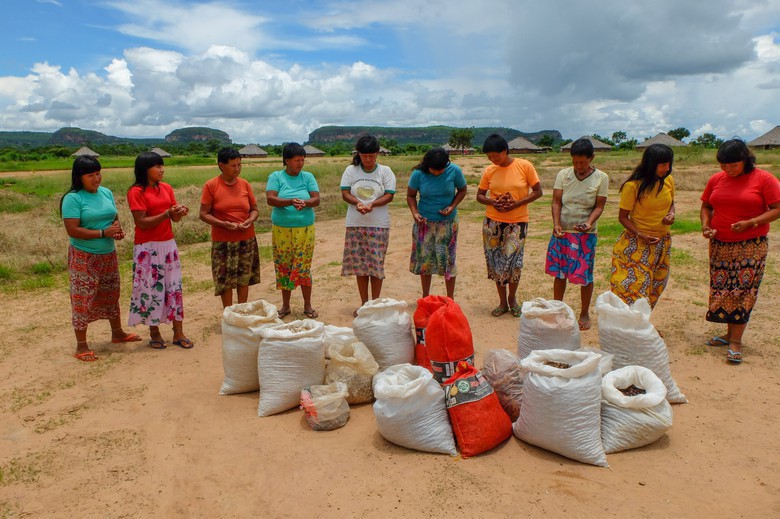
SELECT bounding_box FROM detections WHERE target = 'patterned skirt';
[706,237,767,324]
[68,246,120,331]
[610,230,671,308]
[211,238,262,296]
[341,227,390,278]
[409,218,458,280]
[128,239,184,326]
[482,217,527,285]
[272,224,315,290]
[545,232,598,285]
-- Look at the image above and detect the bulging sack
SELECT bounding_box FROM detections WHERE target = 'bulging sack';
[353,298,415,370]
[412,295,449,371]
[322,325,357,359]
[257,319,326,417]
[443,362,512,458]
[219,299,283,395]
[325,341,379,404]
[514,349,608,467]
[300,382,350,431]
[481,349,524,422]
[601,365,673,453]
[425,298,475,383]
[517,298,580,360]
[595,291,687,404]
[373,364,457,455]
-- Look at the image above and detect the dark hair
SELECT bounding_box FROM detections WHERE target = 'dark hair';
[217,147,241,164]
[570,138,595,158]
[716,138,755,173]
[132,151,164,191]
[282,142,306,166]
[413,147,450,174]
[352,135,380,166]
[482,133,509,154]
[60,155,101,214]
[620,143,674,200]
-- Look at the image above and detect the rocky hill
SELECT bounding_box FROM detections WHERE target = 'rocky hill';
[164,127,231,144]
[307,125,562,146]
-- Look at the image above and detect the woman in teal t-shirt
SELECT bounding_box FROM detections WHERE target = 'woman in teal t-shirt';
[61,156,140,361]
[265,143,320,319]
[406,147,468,298]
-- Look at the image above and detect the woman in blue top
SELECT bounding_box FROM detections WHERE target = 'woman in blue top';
[61,156,141,361]
[406,147,468,298]
[266,143,320,319]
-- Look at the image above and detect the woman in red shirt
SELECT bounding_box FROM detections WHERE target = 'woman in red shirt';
[701,139,780,363]
[128,152,193,349]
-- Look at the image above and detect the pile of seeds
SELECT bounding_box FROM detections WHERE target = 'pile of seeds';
[544,361,571,369]
[618,385,646,397]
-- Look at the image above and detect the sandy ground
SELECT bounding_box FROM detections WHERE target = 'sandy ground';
[2,191,780,518]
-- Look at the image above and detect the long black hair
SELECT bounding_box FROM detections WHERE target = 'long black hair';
[131,151,164,192]
[716,139,756,173]
[413,147,450,174]
[351,135,380,166]
[59,155,101,214]
[620,144,674,200]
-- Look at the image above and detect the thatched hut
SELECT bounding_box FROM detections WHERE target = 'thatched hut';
[636,133,688,149]
[748,126,780,150]
[238,144,268,158]
[507,137,543,154]
[150,147,172,158]
[303,145,326,157]
[71,146,100,157]
[441,143,475,155]
[560,136,613,153]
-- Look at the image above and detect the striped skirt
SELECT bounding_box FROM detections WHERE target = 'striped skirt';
[706,237,767,324]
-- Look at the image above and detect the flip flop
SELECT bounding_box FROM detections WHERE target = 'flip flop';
[74,351,98,362]
[706,336,729,347]
[112,333,142,343]
[148,340,167,350]
[303,309,319,319]
[510,305,523,318]
[578,320,591,331]
[172,338,194,349]
[726,349,742,364]
[491,306,509,317]
[277,309,291,319]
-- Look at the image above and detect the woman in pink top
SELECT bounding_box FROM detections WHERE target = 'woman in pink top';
[701,139,780,363]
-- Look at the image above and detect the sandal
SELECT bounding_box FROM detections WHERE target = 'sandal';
[578,319,591,331]
[277,309,291,319]
[74,351,98,362]
[726,341,742,364]
[303,309,319,319]
[510,305,523,318]
[111,333,142,344]
[148,340,167,350]
[172,338,194,349]
[491,306,509,317]
[706,336,729,347]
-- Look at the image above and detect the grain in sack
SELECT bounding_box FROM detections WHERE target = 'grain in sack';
[425,298,475,383]
[517,298,581,360]
[322,324,357,359]
[325,341,379,404]
[481,349,524,422]
[300,381,350,431]
[353,298,415,370]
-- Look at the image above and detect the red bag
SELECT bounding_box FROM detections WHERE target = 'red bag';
[412,296,449,372]
[443,362,512,458]
[425,298,475,383]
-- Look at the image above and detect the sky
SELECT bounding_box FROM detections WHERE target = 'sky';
[1,0,780,145]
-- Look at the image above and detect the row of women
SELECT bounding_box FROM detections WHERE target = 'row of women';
[62,134,780,365]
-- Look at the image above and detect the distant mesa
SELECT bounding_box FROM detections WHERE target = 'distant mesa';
[307,125,561,147]
[165,127,231,144]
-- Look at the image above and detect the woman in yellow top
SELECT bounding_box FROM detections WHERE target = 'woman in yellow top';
[476,133,543,317]
[610,143,675,308]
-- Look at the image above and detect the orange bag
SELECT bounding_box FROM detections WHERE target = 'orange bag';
[412,296,449,372]
[425,298,475,383]
[443,362,512,458]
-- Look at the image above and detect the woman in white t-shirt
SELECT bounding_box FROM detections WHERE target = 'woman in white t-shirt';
[340,135,397,316]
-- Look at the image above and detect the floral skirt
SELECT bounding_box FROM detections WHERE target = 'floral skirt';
[272,224,315,290]
[545,232,598,285]
[211,238,262,296]
[706,237,767,324]
[341,227,390,278]
[129,239,184,326]
[409,218,458,280]
[482,217,527,285]
[68,246,120,331]
[610,230,671,308]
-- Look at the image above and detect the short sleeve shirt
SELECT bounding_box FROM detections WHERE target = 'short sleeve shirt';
[478,158,540,223]
[61,186,117,254]
[619,176,675,236]
[127,183,176,244]
[554,167,609,233]
[408,163,467,222]
[266,170,319,228]
[200,176,257,242]
[340,164,397,228]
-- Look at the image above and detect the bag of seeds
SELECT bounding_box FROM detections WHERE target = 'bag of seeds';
[426,298,475,384]
[412,295,449,371]
[353,298,415,370]
[481,349,524,422]
[601,365,673,453]
[514,349,608,467]
[300,382,350,431]
[322,325,357,359]
[517,299,581,360]
[326,341,379,404]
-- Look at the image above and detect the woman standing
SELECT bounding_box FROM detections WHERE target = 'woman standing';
[701,139,780,363]
[265,143,320,318]
[406,147,468,299]
[61,156,140,361]
[127,151,192,349]
[340,135,397,316]
[476,133,542,317]
[199,147,262,308]
[610,143,676,309]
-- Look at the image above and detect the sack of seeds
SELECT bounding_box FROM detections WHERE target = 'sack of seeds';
[323,325,357,359]
[517,299,580,360]
[300,382,350,431]
[353,298,415,370]
[601,365,673,453]
[481,349,524,422]
[326,341,379,404]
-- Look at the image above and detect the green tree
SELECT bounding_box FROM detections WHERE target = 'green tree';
[611,131,627,145]
[691,133,723,148]
[538,134,555,148]
[617,138,638,151]
[592,134,614,146]
[448,127,474,154]
[668,127,691,142]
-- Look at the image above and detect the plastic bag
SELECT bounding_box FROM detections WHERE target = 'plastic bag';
[373,364,457,455]
[517,298,580,360]
[300,382,350,431]
[323,325,357,359]
[353,298,415,370]
[325,341,379,404]
[481,349,524,422]
[219,299,283,395]
[578,347,614,376]
[426,298,475,383]
[412,296,449,371]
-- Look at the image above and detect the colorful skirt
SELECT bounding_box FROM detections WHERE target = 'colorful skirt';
[68,246,121,331]
[341,227,390,278]
[128,239,184,326]
[610,230,671,308]
[211,238,262,296]
[545,232,598,285]
[482,217,527,285]
[409,218,458,280]
[272,224,315,290]
[706,237,767,324]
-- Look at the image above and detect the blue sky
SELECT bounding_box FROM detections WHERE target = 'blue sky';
[1,0,780,144]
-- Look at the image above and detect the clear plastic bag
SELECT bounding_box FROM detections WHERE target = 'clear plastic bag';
[300,382,350,431]
[326,341,379,404]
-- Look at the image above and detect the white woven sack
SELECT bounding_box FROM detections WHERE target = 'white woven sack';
[578,347,614,376]
[601,365,673,453]
[517,298,581,360]
[326,341,379,404]
[353,298,415,370]
[323,325,357,359]
[219,299,283,395]
[595,291,687,403]
[257,319,326,417]
[514,349,608,467]
[373,364,457,455]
